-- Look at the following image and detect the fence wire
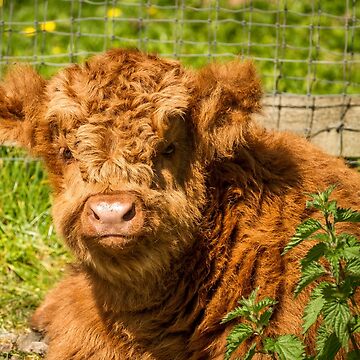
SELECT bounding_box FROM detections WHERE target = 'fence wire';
[0,0,359,157]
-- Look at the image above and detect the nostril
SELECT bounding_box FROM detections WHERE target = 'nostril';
[92,209,100,221]
[122,203,136,222]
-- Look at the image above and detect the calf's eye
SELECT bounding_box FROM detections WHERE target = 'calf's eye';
[60,148,74,161]
[162,143,176,157]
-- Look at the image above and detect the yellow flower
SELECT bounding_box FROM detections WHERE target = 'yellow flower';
[52,46,62,55]
[107,7,122,18]
[147,6,158,16]
[0,0,3,8]
[22,26,36,37]
[41,21,56,32]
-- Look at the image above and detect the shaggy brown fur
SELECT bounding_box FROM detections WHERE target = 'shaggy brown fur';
[0,49,359,359]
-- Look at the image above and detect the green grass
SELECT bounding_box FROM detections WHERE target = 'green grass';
[0,352,42,360]
[0,0,359,94]
[0,351,43,360]
[0,147,70,332]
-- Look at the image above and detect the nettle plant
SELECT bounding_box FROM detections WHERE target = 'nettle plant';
[222,186,360,360]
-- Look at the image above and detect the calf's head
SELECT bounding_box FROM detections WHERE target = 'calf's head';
[0,49,261,285]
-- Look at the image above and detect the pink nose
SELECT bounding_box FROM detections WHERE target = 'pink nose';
[82,193,144,237]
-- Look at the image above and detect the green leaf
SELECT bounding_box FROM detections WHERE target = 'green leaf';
[326,200,338,217]
[315,324,330,355]
[238,288,259,309]
[252,297,278,314]
[263,335,305,360]
[295,262,327,296]
[307,185,336,211]
[348,350,360,360]
[312,233,331,242]
[316,330,341,360]
[302,293,325,334]
[301,242,328,270]
[258,309,273,328]
[247,288,259,304]
[225,323,254,360]
[320,282,345,301]
[350,315,360,333]
[283,218,323,255]
[221,306,250,324]
[322,299,351,347]
[336,233,358,247]
[337,276,359,299]
[342,246,360,259]
[346,258,360,277]
[243,343,257,360]
[334,207,360,223]
[335,234,360,263]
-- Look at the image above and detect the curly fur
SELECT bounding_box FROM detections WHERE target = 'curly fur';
[0,49,359,359]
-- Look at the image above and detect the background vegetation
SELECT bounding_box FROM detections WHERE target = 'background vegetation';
[1,0,359,94]
[0,147,69,332]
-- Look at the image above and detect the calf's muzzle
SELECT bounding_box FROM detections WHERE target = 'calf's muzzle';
[81,193,144,237]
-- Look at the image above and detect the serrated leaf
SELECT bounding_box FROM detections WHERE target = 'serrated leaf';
[315,331,341,360]
[302,294,325,334]
[346,258,360,277]
[322,299,351,347]
[337,276,358,299]
[336,233,358,248]
[301,242,328,270]
[295,262,327,296]
[263,335,305,360]
[315,324,330,354]
[258,309,273,328]
[247,288,259,304]
[334,207,360,223]
[238,288,259,309]
[312,233,330,242]
[326,200,338,217]
[225,323,254,360]
[342,246,360,259]
[307,185,336,210]
[314,281,335,295]
[283,219,323,255]
[320,282,343,301]
[309,185,336,203]
[243,342,257,360]
[252,297,278,314]
[221,306,250,324]
[335,234,360,262]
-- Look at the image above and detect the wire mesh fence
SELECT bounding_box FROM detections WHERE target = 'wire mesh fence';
[0,0,359,156]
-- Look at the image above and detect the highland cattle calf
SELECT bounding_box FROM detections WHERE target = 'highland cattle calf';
[0,49,359,359]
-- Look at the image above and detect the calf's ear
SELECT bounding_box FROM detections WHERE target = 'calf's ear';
[191,60,262,160]
[0,66,46,148]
